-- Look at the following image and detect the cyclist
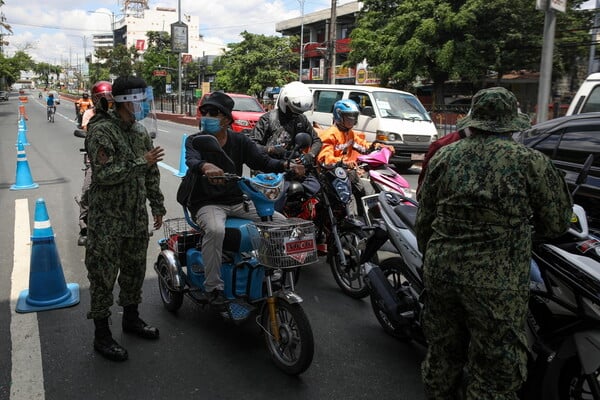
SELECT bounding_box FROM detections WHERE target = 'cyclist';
[46,93,57,122]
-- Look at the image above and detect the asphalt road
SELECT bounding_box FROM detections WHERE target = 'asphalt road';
[0,91,426,400]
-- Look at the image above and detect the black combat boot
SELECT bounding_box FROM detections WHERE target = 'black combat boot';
[93,318,128,362]
[122,304,160,340]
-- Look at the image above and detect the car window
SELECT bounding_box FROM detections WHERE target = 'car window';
[314,90,343,113]
[556,127,600,167]
[232,97,264,112]
[348,91,372,112]
[581,86,600,113]
[373,91,431,121]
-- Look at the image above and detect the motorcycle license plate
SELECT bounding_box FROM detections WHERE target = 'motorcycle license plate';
[411,153,425,161]
[284,238,316,255]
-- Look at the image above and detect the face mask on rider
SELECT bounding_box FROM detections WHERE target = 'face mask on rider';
[201,116,222,134]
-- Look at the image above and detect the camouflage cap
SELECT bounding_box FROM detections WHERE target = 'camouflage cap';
[456,87,531,133]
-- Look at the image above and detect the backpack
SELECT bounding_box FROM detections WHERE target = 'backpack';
[176,170,197,208]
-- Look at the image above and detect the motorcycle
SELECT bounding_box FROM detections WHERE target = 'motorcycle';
[356,146,412,197]
[360,155,600,399]
[154,134,317,375]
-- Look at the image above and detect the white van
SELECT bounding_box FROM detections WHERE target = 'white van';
[304,84,437,170]
[566,73,600,115]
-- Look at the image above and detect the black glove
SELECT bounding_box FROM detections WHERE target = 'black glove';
[267,145,286,158]
[301,153,315,167]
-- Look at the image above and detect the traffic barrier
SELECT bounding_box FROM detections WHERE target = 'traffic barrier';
[16,122,30,146]
[16,198,80,313]
[174,133,188,177]
[10,142,38,190]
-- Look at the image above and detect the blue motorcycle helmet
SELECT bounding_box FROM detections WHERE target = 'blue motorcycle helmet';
[332,99,360,132]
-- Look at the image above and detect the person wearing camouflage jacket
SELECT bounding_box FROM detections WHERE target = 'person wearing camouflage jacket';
[415,87,572,399]
[85,76,166,362]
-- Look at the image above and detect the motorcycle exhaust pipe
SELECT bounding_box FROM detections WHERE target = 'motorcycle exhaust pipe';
[363,262,408,324]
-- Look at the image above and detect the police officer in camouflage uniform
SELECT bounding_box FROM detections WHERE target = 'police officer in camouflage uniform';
[85,76,166,362]
[415,87,572,399]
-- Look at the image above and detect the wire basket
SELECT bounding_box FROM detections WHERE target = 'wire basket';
[163,218,203,257]
[250,218,318,269]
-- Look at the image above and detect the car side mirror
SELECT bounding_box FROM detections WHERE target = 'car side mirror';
[361,106,376,118]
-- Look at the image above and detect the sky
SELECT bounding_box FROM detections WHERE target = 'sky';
[1,0,598,66]
[1,0,353,65]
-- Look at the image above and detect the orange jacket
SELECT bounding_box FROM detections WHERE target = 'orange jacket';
[317,125,372,166]
[76,98,93,113]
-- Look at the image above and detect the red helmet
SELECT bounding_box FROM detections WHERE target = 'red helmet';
[91,81,113,110]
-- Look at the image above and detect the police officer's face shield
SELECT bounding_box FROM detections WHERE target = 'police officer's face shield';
[114,86,158,138]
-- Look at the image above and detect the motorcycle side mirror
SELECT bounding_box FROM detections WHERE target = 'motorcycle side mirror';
[74,129,86,138]
[294,132,312,151]
[361,106,376,118]
[572,154,595,197]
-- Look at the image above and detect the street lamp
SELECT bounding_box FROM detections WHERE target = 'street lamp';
[298,0,305,82]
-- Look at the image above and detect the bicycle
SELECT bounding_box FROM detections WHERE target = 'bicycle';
[47,106,55,123]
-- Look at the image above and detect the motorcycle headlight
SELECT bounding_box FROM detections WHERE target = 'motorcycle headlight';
[334,179,352,204]
[249,179,284,200]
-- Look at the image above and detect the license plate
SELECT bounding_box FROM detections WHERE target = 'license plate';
[284,238,316,255]
[411,153,425,161]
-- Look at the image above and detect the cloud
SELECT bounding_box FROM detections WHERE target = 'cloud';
[2,0,354,64]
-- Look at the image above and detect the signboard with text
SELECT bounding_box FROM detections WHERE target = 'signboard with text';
[171,21,188,53]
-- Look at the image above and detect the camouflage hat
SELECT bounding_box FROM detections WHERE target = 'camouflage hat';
[456,87,531,133]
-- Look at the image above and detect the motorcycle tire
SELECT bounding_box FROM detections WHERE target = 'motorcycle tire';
[552,356,600,400]
[370,257,412,342]
[157,257,184,312]
[328,229,369,299]
[260,300,314,376]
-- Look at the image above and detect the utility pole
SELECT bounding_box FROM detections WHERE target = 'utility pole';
[589,0,600,74]
[328,0,337,84]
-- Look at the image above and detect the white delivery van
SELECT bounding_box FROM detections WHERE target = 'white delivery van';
[566,73,600,115]
[304,84,437,170]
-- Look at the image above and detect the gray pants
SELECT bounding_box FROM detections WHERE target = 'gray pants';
[195,202,284,292]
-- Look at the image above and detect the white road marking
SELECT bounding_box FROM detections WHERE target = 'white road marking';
[10,198,45,400]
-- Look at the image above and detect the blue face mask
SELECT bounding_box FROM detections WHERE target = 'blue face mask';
[201,117,222,134]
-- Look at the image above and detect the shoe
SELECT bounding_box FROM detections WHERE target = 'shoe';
[94,336,128,361]
[207,289,228,307]
[122,317,160,340]
[77,234,87,246]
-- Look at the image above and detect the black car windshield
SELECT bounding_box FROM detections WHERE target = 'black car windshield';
[233,97,263,112]
[373,91,431,122]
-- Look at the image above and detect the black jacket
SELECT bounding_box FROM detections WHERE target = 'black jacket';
[185,130,285,215]
[251,109,322,160]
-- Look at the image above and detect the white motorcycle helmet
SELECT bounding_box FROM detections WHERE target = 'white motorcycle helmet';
[277,81,313,114]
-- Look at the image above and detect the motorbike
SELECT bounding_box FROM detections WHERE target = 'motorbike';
[154,134,317,375]
[283,143,410,299]
[360,155,600,399]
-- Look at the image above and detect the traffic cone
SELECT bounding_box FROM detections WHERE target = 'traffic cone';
[16,198,80,313]
[18,103,28,121]
[16,124,30,146]
[10,142,39,190]
[174,133,188,177]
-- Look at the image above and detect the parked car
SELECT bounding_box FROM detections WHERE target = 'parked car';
[0,91,9,101]
[196,92,265,134]
[566,72,600,116]
[513,113,600,229]
[304,84,438,171]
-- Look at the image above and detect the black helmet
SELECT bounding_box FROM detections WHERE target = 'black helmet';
[287,181,305,198]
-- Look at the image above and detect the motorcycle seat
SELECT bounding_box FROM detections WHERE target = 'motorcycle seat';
[393,204,417,231]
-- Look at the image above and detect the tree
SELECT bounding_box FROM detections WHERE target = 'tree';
[213,31,297,99]
[95,44,140,79]
[348,0,592,104]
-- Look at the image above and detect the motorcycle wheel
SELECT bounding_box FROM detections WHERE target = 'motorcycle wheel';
[329,229,369,299]
[555,356,600,400]
[157,257,184,312]
[260,300,314,375]
[370,257,411,341]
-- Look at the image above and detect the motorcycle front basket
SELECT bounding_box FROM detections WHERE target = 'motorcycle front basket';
[251,218,318,269]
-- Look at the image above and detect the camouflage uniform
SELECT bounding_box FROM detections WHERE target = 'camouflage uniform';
[85,111,165,320]
[415,87,572,400]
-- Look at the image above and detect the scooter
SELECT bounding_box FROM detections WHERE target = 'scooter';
[356,146,412,196]
[360,155,600,399]
[154,134,317,375]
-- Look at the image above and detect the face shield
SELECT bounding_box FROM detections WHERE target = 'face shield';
[114,86,157,139]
